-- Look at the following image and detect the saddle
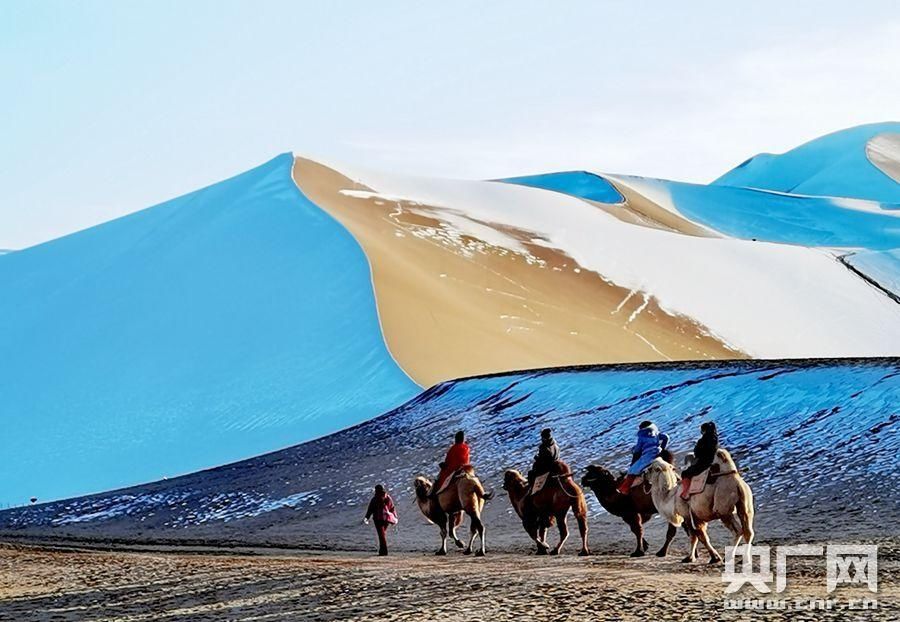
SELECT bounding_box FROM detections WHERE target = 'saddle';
[528,461,572,495]
[530,472,550,495]
[682,452,737,497]
[434,465,474,495]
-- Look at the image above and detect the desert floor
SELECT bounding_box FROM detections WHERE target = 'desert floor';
[0,541,896,621]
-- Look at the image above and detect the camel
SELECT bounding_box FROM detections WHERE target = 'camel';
[581,463,677,558]
[503,460,590,556]
[643,449,755,564]
[413,466,493,556]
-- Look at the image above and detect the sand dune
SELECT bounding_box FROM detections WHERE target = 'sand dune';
[6,359,896,549]
[304,157,900,362]
[293,158,740,385]
[867,133,900,183]
[601,174,718,237]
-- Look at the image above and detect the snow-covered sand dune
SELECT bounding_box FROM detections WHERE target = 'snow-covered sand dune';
[3,123,900,509]
[293,158,741,387]
[0,154,418,506]
[714,122,900,203]
[314,157,900,362]
[3,359,896,549]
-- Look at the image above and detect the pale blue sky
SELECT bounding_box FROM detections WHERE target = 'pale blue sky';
[2,1,898,249]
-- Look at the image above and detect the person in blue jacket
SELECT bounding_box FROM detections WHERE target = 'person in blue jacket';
[617,420,670,494]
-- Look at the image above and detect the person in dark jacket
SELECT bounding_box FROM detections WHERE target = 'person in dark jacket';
[364,484,397,555]
[680,421,719,499]
[527,428,560,490]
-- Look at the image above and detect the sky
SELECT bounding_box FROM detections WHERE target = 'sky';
[1,1,899,249]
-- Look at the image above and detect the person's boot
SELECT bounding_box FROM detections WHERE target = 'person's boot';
[617,475,636,494]
[680,477,692,500]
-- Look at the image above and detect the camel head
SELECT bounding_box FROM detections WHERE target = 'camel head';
[413,476,433,501]
[502,469,527,493]
[581,464,617,492]
[644,457,679,491]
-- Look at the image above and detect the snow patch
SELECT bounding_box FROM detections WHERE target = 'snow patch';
[328,163,900,358]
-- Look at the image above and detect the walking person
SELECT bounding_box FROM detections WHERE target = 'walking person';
[364,484,398,556]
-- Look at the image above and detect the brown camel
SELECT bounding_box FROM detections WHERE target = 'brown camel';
[503,460,590,556]
[414,466,493,556]
[581,462,677,557]
[644,449,755,564]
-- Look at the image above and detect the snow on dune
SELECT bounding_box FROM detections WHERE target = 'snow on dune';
[663,179,900,250]
[4,359,897,544]
[500,171,625,204]
[519,171,900,250]
[329,162,900,359]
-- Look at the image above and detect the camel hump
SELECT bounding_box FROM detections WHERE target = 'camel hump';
[714,448,738,472]
[434,464,479,495]
[552,459,572,476]
[684,448,740,497]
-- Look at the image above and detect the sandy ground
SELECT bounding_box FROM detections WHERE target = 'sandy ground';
[1,541,895,621]
[292,158,741,386]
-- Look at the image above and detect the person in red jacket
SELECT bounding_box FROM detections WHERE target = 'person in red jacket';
[364,484,397,556]
[433,430,471,495]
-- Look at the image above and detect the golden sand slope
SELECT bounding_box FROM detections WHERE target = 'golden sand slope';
[293,158,743,386]
[602,178,717,237]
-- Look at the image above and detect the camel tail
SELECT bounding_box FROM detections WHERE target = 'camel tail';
[471,476,493,501]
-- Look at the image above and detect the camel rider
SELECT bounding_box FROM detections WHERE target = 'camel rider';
[432,430,470,496]
[680,421,719,499]
[617,420,669,494]
[527,428,560,490]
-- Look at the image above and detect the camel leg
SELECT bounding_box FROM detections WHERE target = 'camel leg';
[472,512,486,557]
[551,510,569,556]
[735,494,755,559]
[463,513,478,555]
[656,523,677,557]
[627,516,645,557]
[529,523,550,555]
[695,522,722,564]
[435,515,449,556]
[576,511,590,557]
[720,513,744,560]
[449,512,464,548]
[538,526,549,548]
[681,523,698,563]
